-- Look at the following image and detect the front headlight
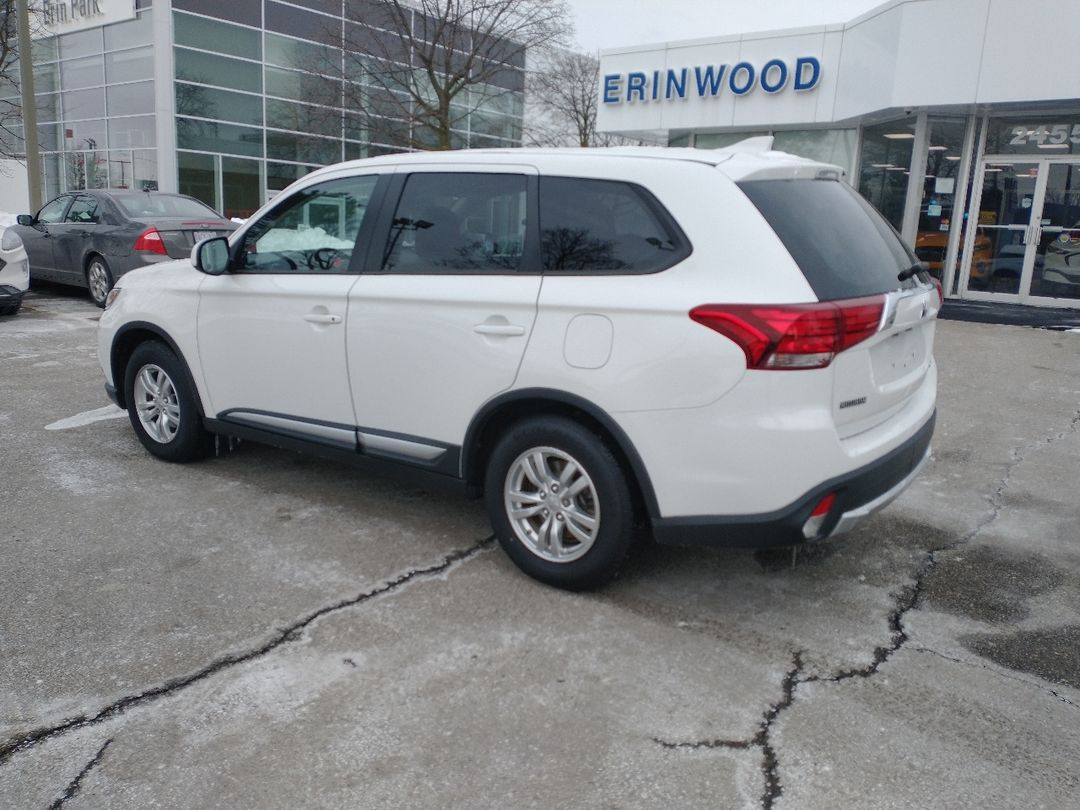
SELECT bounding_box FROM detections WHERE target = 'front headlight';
[104,286,122,309]
[1,228,23,251]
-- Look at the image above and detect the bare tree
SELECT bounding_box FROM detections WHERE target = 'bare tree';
[524,47,658,148]
[0,0,23,158]
[525,48,600,147]
[0,0,45,160]
[330,0,571,151]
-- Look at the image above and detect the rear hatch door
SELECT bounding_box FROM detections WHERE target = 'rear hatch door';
[738,177,938,438]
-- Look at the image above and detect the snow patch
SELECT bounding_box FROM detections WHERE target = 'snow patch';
[257,226,355,252]
[45,405,127,431]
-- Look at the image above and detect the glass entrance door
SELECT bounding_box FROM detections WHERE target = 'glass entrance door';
[966,159,1080,303]
[967,161,1039,297]
[1029,162,1080,302]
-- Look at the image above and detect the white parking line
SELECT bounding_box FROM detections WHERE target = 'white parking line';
[45,405,127,431]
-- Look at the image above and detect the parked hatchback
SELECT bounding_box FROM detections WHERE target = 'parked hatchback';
[12,191,237,307]
[98,143,938,589]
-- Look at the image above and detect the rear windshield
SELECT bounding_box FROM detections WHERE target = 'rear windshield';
[112,194,221,219]
[738,179,919,300]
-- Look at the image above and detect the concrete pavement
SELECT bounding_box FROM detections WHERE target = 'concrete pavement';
[1,289,1077,808]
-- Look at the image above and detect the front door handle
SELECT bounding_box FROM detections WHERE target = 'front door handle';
[473,323,525,337]
[304,313,342,325]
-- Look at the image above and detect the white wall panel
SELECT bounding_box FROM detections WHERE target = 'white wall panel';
[597,0,1080,137]
[831,5,902,121]
[977,0,1080,103]
[890,0,989,108]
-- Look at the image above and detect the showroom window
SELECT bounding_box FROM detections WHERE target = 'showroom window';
[857,118,918,232]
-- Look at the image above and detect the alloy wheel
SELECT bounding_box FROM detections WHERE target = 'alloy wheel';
[88,260,110,304]
[133,363,181,443]
[503,446,600,563]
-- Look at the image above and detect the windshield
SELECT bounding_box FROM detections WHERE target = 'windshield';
[738,179,920,300]
[113,194,221,219]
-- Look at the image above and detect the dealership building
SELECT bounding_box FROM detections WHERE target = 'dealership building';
[597,0,1080,308]
[0,0,525,219]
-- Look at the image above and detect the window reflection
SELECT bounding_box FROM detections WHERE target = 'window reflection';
[540,177,680,273]
[857,119,916,232]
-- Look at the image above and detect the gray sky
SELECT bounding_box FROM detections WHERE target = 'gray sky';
[565,0,887,54]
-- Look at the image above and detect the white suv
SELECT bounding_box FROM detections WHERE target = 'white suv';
[98,143,938,589]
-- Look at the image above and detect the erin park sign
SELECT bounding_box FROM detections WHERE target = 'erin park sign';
[603,57,822,104]
[35,0,135,38]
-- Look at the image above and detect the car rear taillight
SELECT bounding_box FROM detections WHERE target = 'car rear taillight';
[134,227,168,256]
[932,277,944,306]
[689,296,885,370]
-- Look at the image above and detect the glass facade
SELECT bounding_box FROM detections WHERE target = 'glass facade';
[911,118,970,282]
[15,0,525,219]
[856,119,918,232]
[18,3,159,201]
[170,1,525,217]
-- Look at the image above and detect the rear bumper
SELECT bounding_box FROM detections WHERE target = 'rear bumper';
[0,283,26,301]
[652,410,935,548]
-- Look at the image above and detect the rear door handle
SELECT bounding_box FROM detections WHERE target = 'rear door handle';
[473,324,525,337]
[304,313,342,325]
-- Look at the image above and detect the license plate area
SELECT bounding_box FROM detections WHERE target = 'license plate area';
[192,231,220,243]
[870,326,927,387]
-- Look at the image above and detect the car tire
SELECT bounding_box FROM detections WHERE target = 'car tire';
[86,255,113,308]
[0,300,20,316]
[484,416,635,590]
[124,341,212,463]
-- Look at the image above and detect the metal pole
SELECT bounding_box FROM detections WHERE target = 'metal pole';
[16,0,42,212]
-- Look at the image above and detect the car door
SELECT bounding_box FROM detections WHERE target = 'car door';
[196,172,387,449]
[51,195,101,283]
[19,195,73,280]
[346,167,541,468]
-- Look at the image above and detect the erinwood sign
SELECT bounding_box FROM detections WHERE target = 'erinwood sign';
[34,0,135,38]
[602,57,822,104]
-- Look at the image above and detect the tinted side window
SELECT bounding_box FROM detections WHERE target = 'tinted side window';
[737,179,918,300]
[65,196,99,223]
[238,175,379,273]
[539,177,688,273]
[37,196,71,224]
[382,173,528,273]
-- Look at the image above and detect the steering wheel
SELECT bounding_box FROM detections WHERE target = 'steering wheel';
[311,247,339,270]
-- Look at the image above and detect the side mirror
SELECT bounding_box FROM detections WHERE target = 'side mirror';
[16,214,33,226]
[192,236,230,275]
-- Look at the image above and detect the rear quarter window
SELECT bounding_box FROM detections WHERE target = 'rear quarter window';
[738,179,918,300]
[539,177,690,273]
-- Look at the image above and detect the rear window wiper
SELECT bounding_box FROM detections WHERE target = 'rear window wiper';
[897,262,925,282]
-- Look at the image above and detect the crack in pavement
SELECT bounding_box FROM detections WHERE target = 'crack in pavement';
[48,738,112,810]
[913,646,1080,712]
[654,409,1080,808]
[0,537,495,768]
[654,653,803,810]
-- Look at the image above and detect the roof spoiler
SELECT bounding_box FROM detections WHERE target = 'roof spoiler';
[716,135,775,153]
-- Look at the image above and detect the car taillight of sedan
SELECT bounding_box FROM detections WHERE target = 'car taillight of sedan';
[134,227,169,256]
